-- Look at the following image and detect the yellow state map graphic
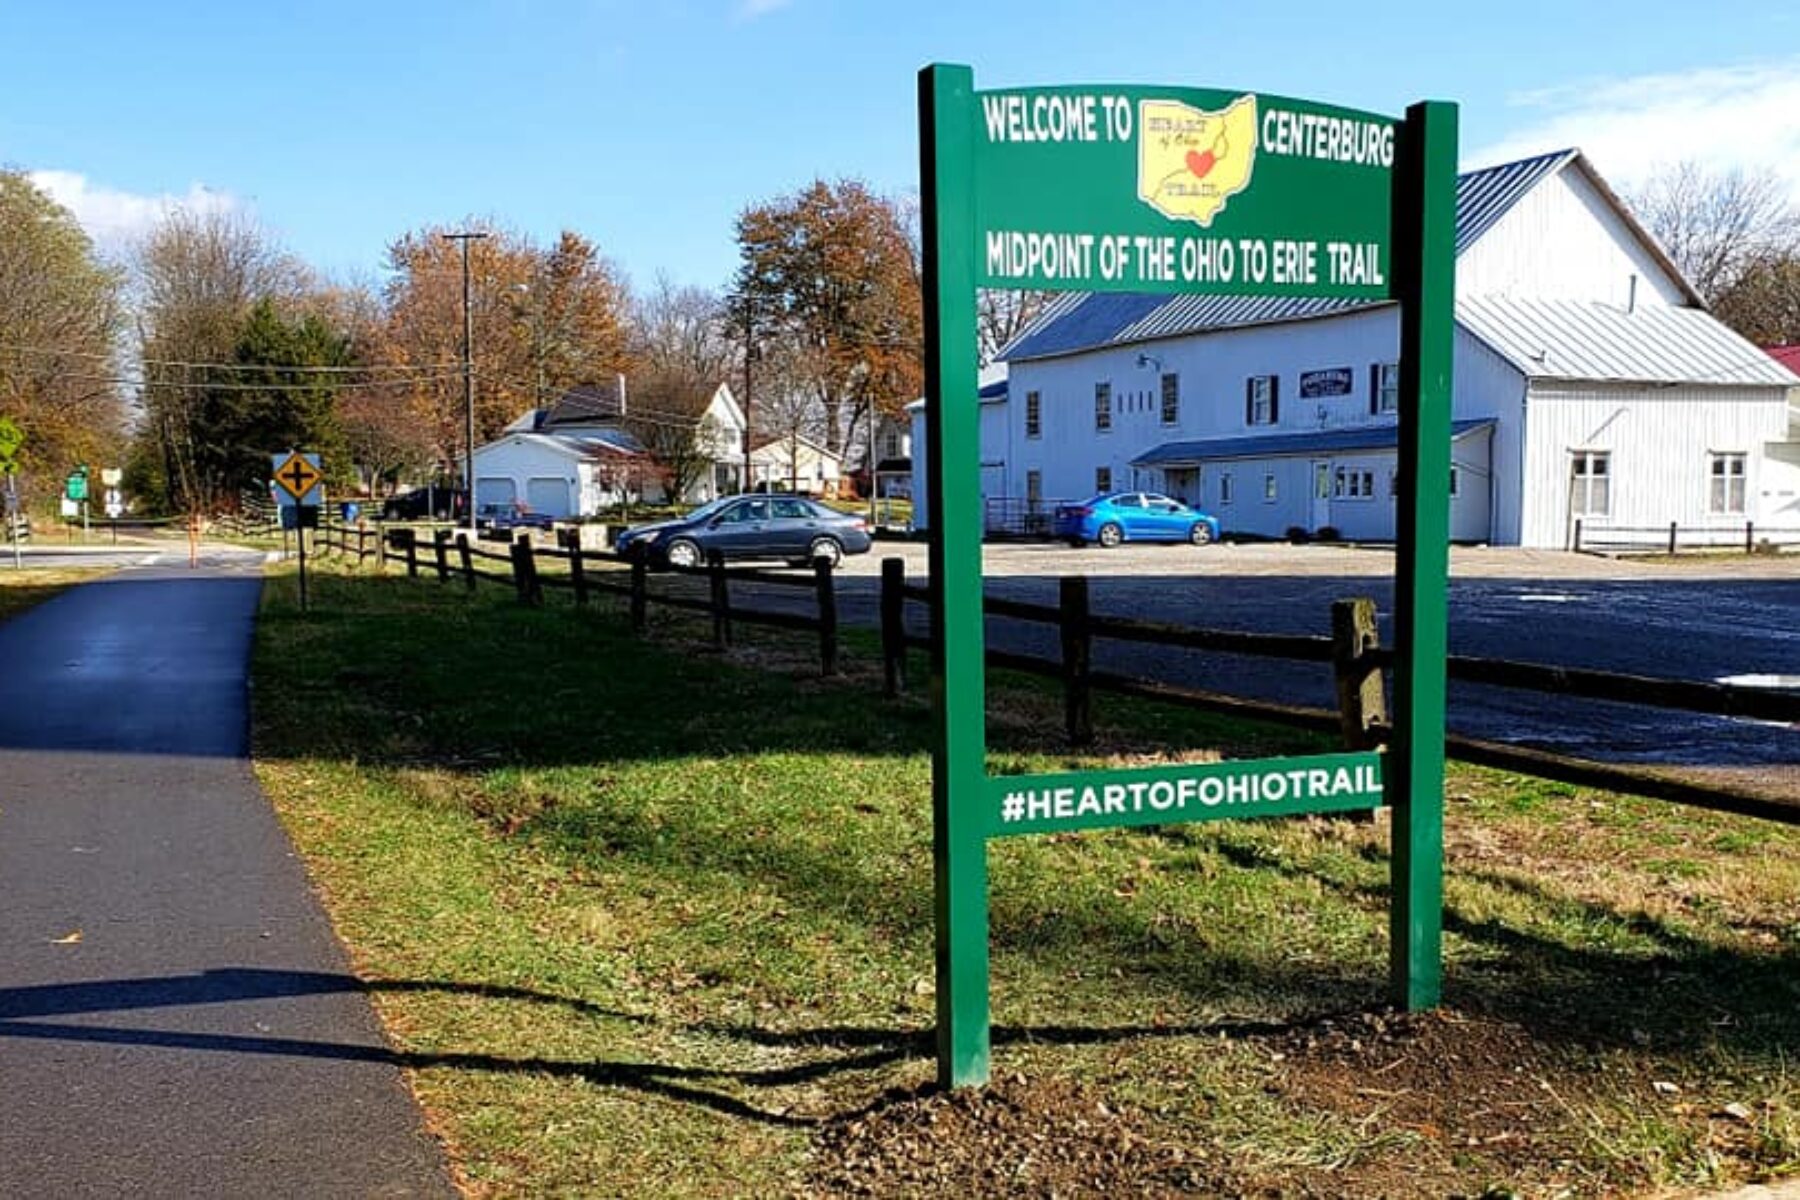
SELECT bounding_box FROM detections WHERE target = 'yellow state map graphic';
[1138,94,1258,227]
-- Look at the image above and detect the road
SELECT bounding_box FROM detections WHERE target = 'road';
[0,551,451,1197]
[726,542,1800,771]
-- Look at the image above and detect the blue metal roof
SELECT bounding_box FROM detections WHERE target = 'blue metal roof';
[1001,150,1578,363]
[1132,418,1496,466]
[978,378,1008,401]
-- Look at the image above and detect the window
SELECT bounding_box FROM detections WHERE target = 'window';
[1333,467,1374,499]
[1025,469,1042,506]
[1709,452,1746,514]
[1370,362,1399,415]
[1094,382,1112,431]
[1095,466,1112,492]
[771,498,813,519]
[1263,473,1278,502]
[1220,472,1234,505]
[1160,373,1180,425]
[880,428,902,459]
[1570,451,1610,516]
[1246,375,1279,426]
[1025,390,1041,438]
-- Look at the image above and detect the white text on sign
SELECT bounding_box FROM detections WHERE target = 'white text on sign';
[985,230,1384,288]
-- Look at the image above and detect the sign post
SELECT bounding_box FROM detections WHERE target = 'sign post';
[918,64,1455,1088]
[272,450,324,611]
[0,419,22,569]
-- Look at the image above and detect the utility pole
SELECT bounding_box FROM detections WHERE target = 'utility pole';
[443,230,488,531]
[740,297,755,494]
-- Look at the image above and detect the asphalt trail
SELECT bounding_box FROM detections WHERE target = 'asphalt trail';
[0,558,452,1198]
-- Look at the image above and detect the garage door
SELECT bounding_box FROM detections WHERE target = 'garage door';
[527,476,571,518]
[476,477,516,509]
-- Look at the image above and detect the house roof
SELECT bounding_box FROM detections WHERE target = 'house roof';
[1458,296,1800,386]
[1132,418,1496,467]
[482,430,646,461]
[1765,344,1800,375]
[543,383,624,427]
[1000,148,1701,364]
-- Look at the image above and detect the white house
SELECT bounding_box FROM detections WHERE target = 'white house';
[478,381,748,514]
[912,150,1800,548]
[749,433,844,496]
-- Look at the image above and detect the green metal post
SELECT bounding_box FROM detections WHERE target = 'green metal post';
[1388,100,1458,1009]
[920,62,990,1089]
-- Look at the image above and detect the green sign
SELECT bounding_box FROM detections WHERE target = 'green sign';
[974,85,1395,296]
[0,418,22,477]
[919,63,1458,1090]
[65,471,87,501]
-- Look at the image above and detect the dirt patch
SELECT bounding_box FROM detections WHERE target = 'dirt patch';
[804,1076,1234,1198]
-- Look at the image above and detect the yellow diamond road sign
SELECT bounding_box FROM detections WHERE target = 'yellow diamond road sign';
[273,452,322,504]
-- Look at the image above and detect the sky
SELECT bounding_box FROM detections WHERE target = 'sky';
[3,0,1798,295]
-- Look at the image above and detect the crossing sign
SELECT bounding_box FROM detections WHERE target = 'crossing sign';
[271,451,323,506]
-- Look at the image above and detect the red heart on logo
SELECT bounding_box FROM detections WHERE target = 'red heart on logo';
[1186,149,1216,179]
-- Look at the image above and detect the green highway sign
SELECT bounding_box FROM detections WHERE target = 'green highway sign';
[65,471,87,501]
[974,85,1394,296]
[919,63,1457,1090]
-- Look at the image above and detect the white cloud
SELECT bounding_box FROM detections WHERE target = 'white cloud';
[735,0,792,20]
[25,169,240,249]
[1472,58,1800,202]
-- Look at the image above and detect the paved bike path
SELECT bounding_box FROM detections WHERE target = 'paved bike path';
[0,557,453,1197]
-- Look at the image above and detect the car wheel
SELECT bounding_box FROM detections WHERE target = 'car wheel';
[1096,522,1123,548]
[808,536,843,568]
[665,538,702,569]
[1188,522,1214,546]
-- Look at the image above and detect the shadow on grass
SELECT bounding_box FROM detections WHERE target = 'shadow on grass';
[0,967,1361,1129]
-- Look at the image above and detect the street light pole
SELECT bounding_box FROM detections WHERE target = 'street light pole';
[442,230,488,530]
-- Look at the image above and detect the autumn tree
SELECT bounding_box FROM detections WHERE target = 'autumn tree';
[0,171,126,503]
[730,179,921,463]
[1712,252,1800,346]
[1629,162,1798,303]
[133,208,304,511]
[381,224,631,473]
[623,368,729,503]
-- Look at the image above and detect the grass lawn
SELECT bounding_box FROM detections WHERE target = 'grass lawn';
[0,565,109,623]
[251,559,1800,1198]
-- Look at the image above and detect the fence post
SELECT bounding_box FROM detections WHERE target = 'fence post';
[403,529,419,578]
[433,529,451,582]
[356,523,367,565]
[708,552,731,648]
[1331,597,1388,751]
[1059,575,1093,746]
[1746,521,1755,555]
[377,521,389,571]
[814,555,839,675]
[880,556,906,697]
[456,532,475,590]
[630,555,648,635]
[1572,518,1582,553]
[561,528,589,605]
[1668,521,1678,556]
[511,534,542,606]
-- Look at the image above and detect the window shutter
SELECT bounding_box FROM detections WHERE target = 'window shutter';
[1244,378,1254,426]
[1269,376,1280,425]
[1369,364,1380,416]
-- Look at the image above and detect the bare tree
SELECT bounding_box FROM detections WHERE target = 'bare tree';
[630,276,736,384]
[1629,162,1799,302]
[977,288,1056,365]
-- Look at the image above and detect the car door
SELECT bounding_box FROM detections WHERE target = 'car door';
[1112,493,1152,539]
[768,497,820,557]
[1143,494,1186,541]
[716,497,774,557]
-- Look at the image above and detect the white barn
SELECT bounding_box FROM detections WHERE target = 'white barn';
[913,150,1800,548]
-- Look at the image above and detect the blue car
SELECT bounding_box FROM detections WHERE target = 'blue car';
[1053,492,1221,548]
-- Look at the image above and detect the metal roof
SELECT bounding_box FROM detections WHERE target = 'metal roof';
[1001,150,1578,363]
[1457,296,1800,387]
[1132,418,1496,466]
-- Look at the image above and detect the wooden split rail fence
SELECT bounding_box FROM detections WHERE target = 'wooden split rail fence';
[371,528,1798,828]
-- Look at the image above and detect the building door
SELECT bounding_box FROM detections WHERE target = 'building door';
[1311,461,1332,530]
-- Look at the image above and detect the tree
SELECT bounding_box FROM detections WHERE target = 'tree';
[381,223,631,474]
[133,208,304,511]
[977,288,1056,366]
[623,368,726,503]
[630,276,736,384]
[1711,252,1800,346]
[1629,162,1799,303]
[0,171,126,503]
[730,179,922,462]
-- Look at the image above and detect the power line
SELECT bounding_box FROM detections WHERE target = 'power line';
[0,342,463,375]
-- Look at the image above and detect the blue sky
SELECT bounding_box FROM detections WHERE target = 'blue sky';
[3,0,1797,293]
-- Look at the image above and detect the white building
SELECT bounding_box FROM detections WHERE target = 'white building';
[478,382,747,514]
[912,150,1800,548]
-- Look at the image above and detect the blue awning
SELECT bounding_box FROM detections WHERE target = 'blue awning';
[1132,419,1495,467]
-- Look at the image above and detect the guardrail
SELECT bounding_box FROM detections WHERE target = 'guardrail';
[366,534,1797,828]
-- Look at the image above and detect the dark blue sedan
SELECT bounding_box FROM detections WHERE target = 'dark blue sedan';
[1053,492,1221,548]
